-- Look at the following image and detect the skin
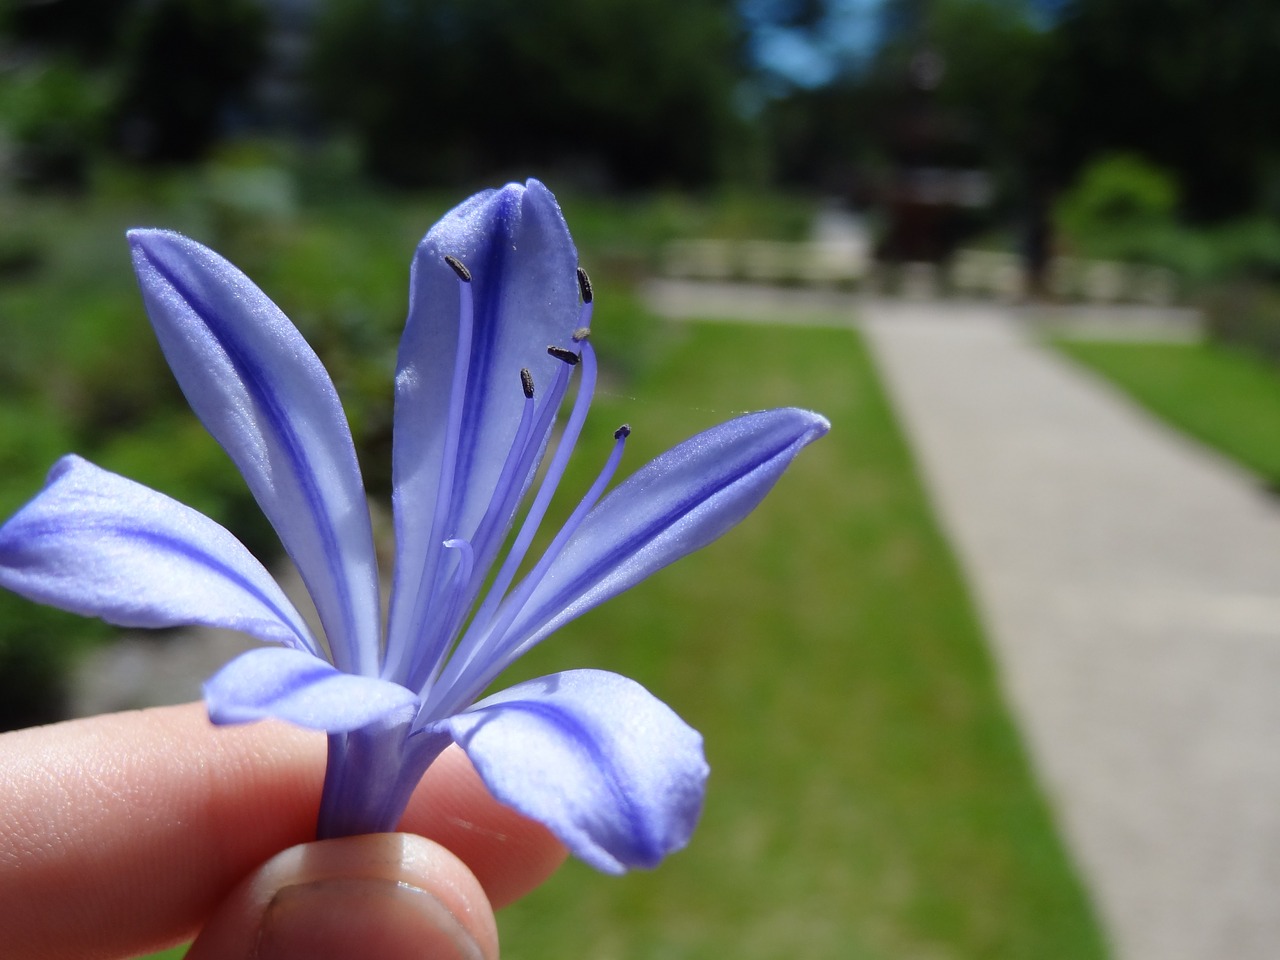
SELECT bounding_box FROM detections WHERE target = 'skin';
[0,703,568,960]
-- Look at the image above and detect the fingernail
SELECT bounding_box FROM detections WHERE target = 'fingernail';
[255,877,486,960]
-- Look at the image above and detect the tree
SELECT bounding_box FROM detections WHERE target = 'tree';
[1044,0,1280,220]
[762,1,1050,200]
[309,0,746,189]
[4,0,136,64]
[113,0,267,163]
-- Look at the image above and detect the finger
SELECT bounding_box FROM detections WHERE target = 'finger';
[0,703,565,960]
[185,833,497,960]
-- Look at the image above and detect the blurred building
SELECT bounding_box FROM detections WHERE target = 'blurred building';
[874,46,992,264]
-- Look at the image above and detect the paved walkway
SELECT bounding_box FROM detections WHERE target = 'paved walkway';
[647,283,1280,960]
[860,303,1280,960]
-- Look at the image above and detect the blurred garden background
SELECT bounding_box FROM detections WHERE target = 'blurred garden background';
[3,0,1280,957]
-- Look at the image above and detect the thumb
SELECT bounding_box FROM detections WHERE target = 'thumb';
[186,833,498,960]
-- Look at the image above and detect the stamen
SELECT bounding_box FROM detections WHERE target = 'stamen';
[440,411,630,711]
[455,360,573,610]
[575,267,595,332]
[432,342,600,701]
[408,364,567,690]
[384,268,475,680]
[442,538,474,592]
[520,368,535,399]
[430,538,475,645]
[548,345,580,365]
[444,255,471,282]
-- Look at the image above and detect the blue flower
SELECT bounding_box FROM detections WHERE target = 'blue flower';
[0,180,827,873]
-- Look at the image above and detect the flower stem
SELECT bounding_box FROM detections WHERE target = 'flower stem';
[316,719,449,838]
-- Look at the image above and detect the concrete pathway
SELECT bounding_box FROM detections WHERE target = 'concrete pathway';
[858,302,1280,960]
[646,281,1280,959]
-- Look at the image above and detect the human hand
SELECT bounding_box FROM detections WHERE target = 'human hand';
[0,703,567,959]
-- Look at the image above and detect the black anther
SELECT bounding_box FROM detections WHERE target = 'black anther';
[444,255,471,282]
[547,345,581,366]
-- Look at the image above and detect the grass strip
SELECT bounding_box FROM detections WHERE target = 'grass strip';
[1055,338,1280,489]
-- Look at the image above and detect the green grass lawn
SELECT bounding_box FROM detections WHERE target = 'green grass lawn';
[489,320,1107,959]
[1054,338,1280,488]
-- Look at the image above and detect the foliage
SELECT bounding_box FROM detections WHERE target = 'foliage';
[1055,153,1179,237]
[0,57,112,188]
[308,0,747,189]
[1201,220,1280,284]
[1045,0,1280,220]
[112,0,268,162]
[4,0,136,64]
[1202,282,1280,366]
[1051,154,1280,293]
[1051,152,1181,263]
[2,0,267,169]
[5,0,1278,237]
[758,0,1280,238]
[762,0,1050,211]
[920,0,1050,165]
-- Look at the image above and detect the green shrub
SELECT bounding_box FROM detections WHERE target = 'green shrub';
[1055,153,1180,244]
[1203,281,1280,365]
[0,58,112,188]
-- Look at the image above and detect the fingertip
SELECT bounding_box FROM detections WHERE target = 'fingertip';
[0,705,565,958]
[186,833,498,960]
[402,746,569,908]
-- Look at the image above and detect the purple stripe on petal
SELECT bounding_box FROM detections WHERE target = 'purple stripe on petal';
[388,180,581,668]
[441,669,707,873]
[495,407,829,659]
[206,647,419,732]
[0,456,315,651]
[129,230,381,675]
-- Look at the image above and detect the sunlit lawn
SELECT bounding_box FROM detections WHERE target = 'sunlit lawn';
[1054,338,1280,488]
[490,320,1107,959]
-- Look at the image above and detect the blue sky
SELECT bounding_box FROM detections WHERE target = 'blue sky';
[742,0,1068,90]
[743,0,887,89]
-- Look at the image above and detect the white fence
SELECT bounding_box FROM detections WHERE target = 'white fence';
[661,239,1179,306]
[663,238,871,287]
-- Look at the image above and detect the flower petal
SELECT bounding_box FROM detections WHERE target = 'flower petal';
[206,647,419,731]
[128,229,380,674]
[499,407,829,656]
[387,180,580,659]
[440,669,708,874]
[0,455,315,652]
